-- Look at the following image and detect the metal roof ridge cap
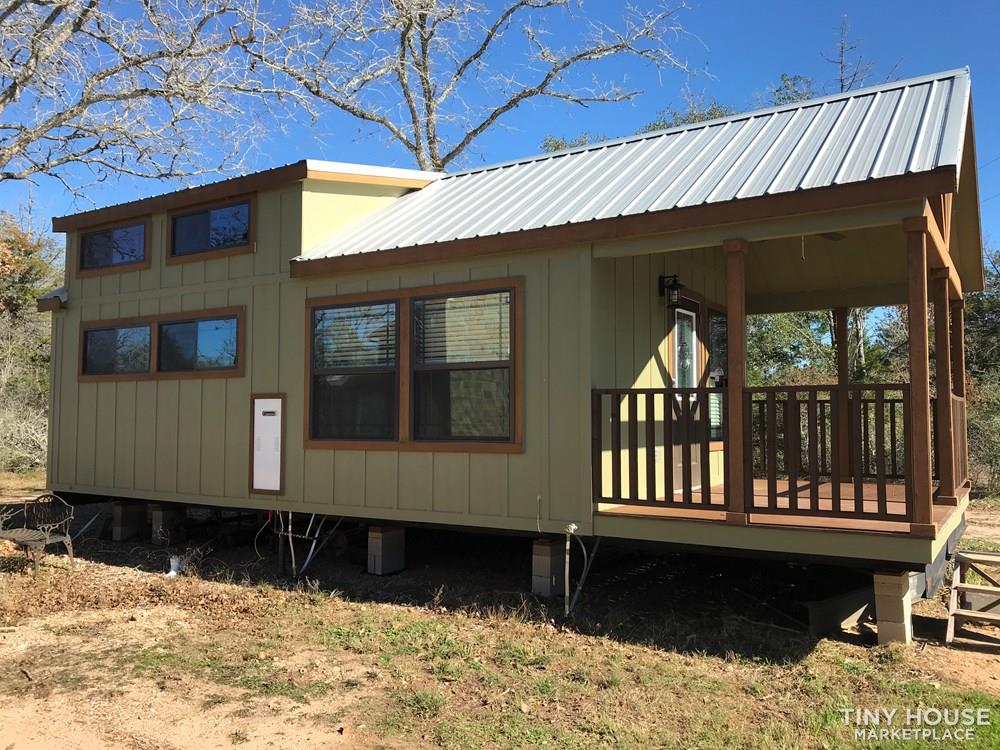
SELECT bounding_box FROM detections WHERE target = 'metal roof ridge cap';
[441,68,971,180]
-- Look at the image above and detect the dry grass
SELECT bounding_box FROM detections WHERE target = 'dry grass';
[972,495,1000,511]
[0,469,46,500]
[1,541,998,750]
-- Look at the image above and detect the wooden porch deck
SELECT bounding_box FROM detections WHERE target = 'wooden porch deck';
[597,478,964,535]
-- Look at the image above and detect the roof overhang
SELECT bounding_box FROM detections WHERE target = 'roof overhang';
[52,160,439,233]
[36,286,68,312]
[289,166,958,278]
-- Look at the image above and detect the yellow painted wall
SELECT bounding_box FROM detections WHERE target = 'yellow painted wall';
[590,245,728,501]
[300,179,411,251]
[47,182,595,536]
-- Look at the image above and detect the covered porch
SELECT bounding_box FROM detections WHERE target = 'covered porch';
[591,191,978,540]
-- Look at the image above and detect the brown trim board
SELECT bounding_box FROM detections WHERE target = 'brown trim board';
[36,296,65,313]
[303,277,525,454]
[290,167,958,277]
[78,305,247,382]
[304,170,434,189]
[53,162,308,233]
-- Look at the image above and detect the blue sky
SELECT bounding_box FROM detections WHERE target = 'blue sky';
[6,0,999,245]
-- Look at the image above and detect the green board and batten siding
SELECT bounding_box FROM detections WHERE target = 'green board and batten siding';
[47,180,597,537]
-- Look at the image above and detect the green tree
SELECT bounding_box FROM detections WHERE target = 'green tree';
[745,312,834,386]
[0,213,57,317]
[638,89,735,132]
[963,244,1000,491]
[539,132,607,153]
[0,212,59,472]
[540,89,730,152]
[765,73,815,105]
[965,245,1000,377]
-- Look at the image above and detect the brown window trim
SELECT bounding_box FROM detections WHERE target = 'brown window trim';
[75,216,153,280]
[78,305,246,382]
[304,277,525,454]
[165,194,256,266]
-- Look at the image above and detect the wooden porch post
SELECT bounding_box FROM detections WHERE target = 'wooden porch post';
[833,307,852,481]
[724,238,748,524]
[932,270,957,504]
[951,299,969,486]
[950,300,966,398]
[905,228,934,535]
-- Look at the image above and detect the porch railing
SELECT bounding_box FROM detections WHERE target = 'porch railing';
[591,388,726,507]
[592,383,964,526]
[744,385,913,522]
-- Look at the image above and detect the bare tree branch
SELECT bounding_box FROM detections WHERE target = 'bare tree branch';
[240,0,693,171]
[0,0,263,196]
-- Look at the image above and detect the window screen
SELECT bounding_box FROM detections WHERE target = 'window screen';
[412,290,512,441]
[310,302,398,440]
[171,201,250,256]
[82,325,151,374]
[80,223,145,270]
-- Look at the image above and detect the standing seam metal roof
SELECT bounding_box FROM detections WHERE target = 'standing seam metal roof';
[300,68,972,262]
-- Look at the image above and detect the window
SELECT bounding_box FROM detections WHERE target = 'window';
[82,325,151,375]
[170,200,251,258]
[158,316,239,372]
[707,309,728,441]
[79,306,245,381]
[674,307,698,388]
[310,302,398,440]
[413,291,512,441]
[304,279,523,451]
[80,222,146,272]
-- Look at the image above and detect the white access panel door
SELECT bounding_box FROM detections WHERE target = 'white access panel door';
[252,397,283,493]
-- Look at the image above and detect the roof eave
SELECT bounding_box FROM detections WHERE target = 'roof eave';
[52,161,312,233]
[52,160,436,233]
[290,166,958,278]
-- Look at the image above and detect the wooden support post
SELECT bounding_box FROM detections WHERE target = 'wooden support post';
[724,238,748,524]
[932,270,957,504]
[906,228,934,535]
[951,300,966,399]
[833,307,852,482]
[951,299,970,487]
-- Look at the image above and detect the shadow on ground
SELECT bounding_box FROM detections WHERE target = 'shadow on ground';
[10,499,897,665]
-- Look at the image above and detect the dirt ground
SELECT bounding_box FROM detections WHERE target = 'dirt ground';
[0,491,998,749]
[966,507,1000,541]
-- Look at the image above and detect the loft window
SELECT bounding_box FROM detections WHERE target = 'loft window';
[82,325,151,375]
[412,290,512,441]
[170,200,251,257]
[80,223,145,270]
[310,302,398,440]
[158,316,239,372]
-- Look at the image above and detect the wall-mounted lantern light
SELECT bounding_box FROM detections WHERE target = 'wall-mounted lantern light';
[658,274,683,308]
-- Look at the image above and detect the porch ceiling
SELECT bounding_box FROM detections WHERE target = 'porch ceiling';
[745,224,909,313]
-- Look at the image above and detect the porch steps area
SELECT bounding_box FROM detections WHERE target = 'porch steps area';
[946,551,1000,644]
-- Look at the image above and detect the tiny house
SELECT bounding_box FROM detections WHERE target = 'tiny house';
[40,69,984,642]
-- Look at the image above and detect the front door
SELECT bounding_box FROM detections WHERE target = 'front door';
[671,305,702,499]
